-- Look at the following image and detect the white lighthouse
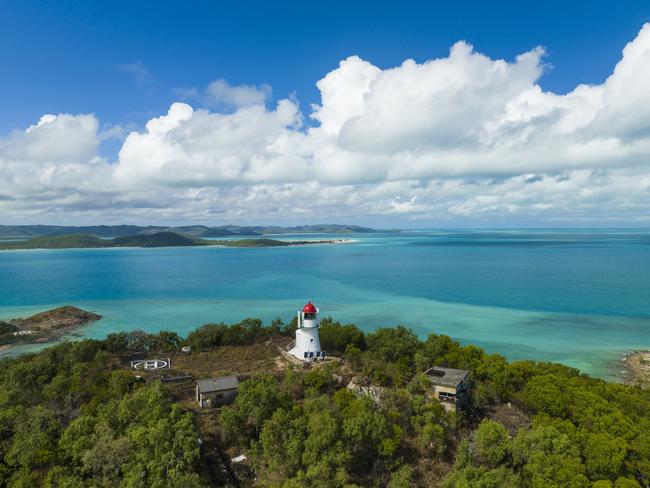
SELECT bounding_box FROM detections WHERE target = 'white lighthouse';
[289,301,324,361]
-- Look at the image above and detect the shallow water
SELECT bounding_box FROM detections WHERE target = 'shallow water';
[1,229,649,380]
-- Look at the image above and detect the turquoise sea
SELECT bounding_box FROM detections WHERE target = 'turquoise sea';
[1,229,650,380]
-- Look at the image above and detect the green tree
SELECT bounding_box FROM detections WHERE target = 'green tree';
[592,481,613,488]
[583,433,627,481]
[442,466,520,488]
[625,421,650,483]
[318,318,366,354]
[256,406,307,479]
[4,406,60,475]
[519,374,570,418]
[366,326,419,363]
[183,323,227,351]
[475,420,510,468]
[340,396,402,468]
[614,477,641,488]
[512,423,589,488]
[155,330,182,350]
[388,465,415,488]
[343,344,363,370]
[220,375,290,445]
[417,422,446,457]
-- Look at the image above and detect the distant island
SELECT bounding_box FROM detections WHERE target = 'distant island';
[0,305,101,348]
[0,223,387,240]
[0,232,350,250]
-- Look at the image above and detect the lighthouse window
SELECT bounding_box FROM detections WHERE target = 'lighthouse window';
[310,338,313,342]
[309,352,314,358]
[304,312,316,320]
[304,352,309,358]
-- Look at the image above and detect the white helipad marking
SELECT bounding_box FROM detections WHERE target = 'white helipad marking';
[130,358,171,370]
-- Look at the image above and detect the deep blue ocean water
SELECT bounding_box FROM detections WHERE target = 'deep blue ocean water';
[1,229,649,379]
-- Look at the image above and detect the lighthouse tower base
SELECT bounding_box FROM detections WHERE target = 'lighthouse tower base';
[289,327,324,361]
[288,301,325,362]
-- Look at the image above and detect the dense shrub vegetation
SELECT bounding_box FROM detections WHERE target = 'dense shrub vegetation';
[182,318,291,351]
[0,322,19,346]
[0,317,649,487]
[0,340,206,487]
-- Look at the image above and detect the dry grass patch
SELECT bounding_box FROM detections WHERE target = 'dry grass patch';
[171,343,287,379]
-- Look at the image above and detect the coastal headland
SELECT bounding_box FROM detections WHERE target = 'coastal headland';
[0,305,102,350]
[1,316,649,486]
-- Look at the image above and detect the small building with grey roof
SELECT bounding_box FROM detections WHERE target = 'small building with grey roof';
[425,366,470,412]
[195,375,239,408]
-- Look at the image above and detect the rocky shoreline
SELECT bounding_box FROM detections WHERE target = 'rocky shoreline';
[0,306,102,351]
[620,350,650,388]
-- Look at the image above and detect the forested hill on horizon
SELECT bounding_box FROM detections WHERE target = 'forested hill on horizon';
[0,224,385,240]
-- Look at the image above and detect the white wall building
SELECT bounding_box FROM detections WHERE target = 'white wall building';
[289,301,325,361]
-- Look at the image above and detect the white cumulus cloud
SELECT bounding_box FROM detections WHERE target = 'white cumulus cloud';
[205,79,272,107]
[115,99,305,187]
[176,79,273,109]
[2,24,650,225]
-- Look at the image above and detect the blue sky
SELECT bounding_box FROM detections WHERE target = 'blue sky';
[1,1,650,226]
[2,0,647,133]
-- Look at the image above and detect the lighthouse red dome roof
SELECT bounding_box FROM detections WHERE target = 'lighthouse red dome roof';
[303,301,317,313]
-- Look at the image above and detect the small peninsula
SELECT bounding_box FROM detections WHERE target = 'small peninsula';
[0,305,102,348]
[0,232,349,250]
